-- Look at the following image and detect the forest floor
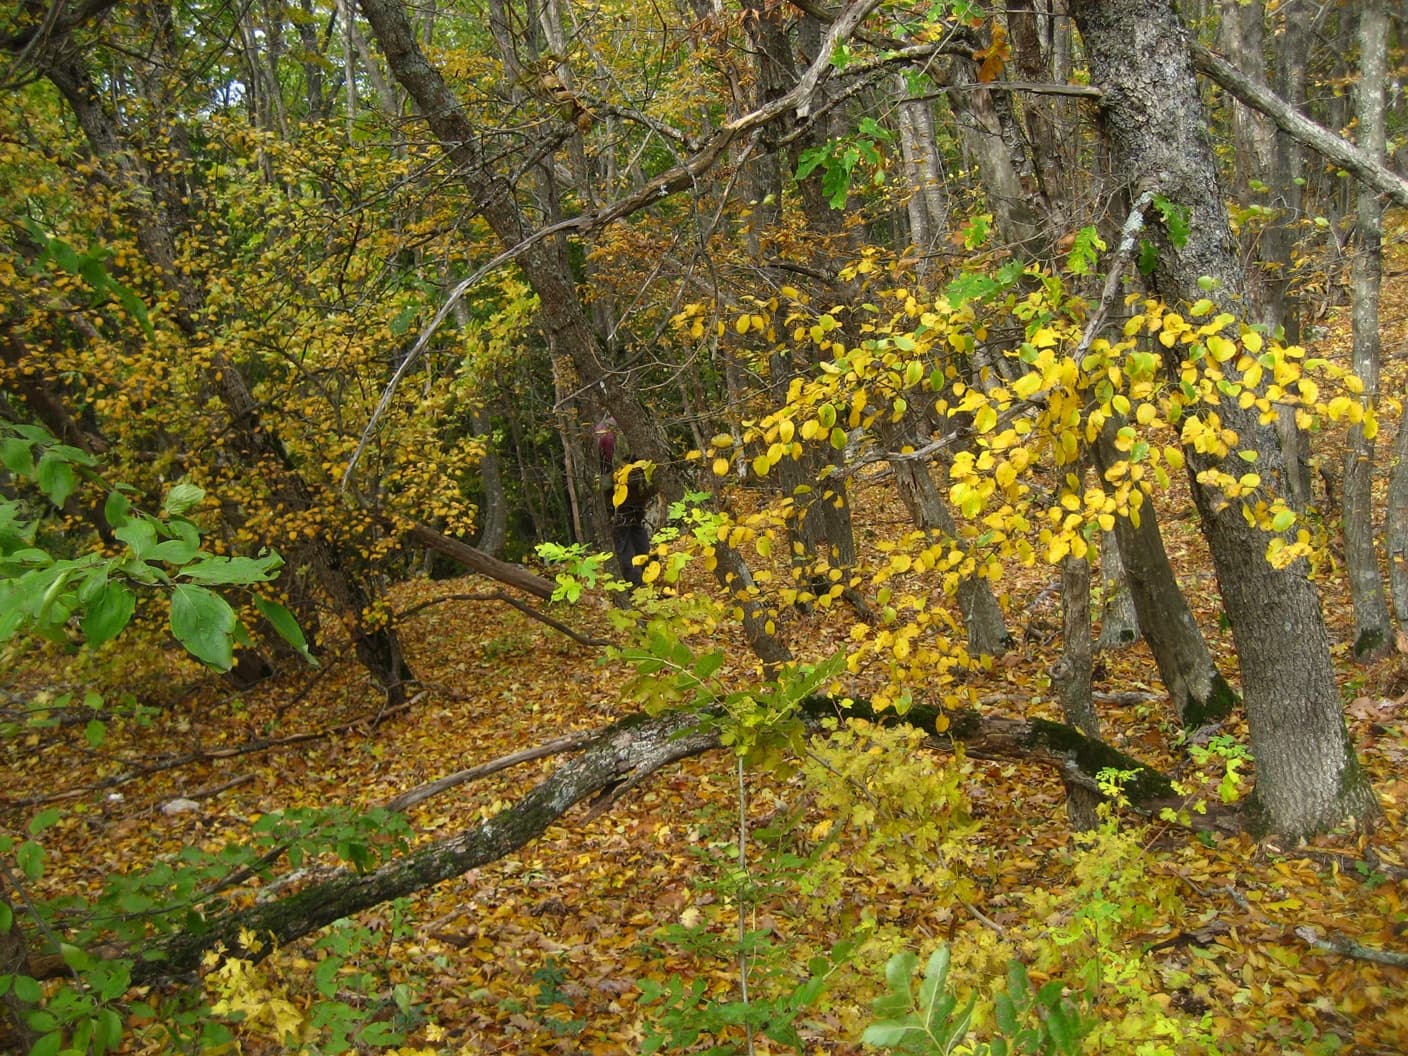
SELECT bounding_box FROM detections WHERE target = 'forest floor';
[5,262,1408,1053]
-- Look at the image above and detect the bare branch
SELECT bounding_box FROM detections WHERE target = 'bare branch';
[1190,43,1408,208]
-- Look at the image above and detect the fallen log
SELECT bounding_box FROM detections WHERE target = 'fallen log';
[126,696,1220,984]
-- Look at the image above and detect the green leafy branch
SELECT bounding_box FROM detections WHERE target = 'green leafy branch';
[0,424,312,670]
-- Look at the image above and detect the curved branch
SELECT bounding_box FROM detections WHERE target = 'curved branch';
[1190,43,1408,208]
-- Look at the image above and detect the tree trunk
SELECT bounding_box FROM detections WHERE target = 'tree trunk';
[1093,425,1235,727]
[1342,0,1392,661]
[1387,407,1408,625]
[894,71,950,276]
[1057,554,1100,830]
[1094,531,1139,651]
[1069,0,1377,838]
[882,413,1011,656]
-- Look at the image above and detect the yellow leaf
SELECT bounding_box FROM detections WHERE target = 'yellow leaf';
[712,458,730,477]
[1012,371,1042,399]
[735,314,751,335]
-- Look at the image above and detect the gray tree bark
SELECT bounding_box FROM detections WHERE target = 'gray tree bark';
[1070,0,1377,838]
[1093,426,1236,728]
[1343,0,1393,661]
[1094,531,1138,652]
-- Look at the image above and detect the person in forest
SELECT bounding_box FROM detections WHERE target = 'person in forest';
[593,414,617,475]
[608,462,656,589]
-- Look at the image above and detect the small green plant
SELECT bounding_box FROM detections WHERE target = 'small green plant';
[1187,734,1251,804]
[535,540,623,600]
[0,423,314,670]
[862,946,1089,1055]
[638,939,850,1054]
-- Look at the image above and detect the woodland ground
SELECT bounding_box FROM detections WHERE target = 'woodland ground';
[4,283,1408,1053]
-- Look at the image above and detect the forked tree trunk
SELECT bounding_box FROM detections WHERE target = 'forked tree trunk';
[358,0,678,495]
[1069,0,1377,837]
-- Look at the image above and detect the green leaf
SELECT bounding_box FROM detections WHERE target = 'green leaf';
[169,584,236,670]
[82,581,135,648]
[0,901,11,933]
[97,1006,125,1050]
[693,650,724,680]
[27,808,61,836]
[917,945,951,1014]
[995,992,1018,1034]
[85,718,107,748]
[883,950,918,995]
[182,552,283,585]
[254,596,317,664]
[163,482,206,516]
[13,974,42,1004]
[35,452,75,508]
[29,1030,62,1056]
[16,840,44,881]
[0,437,35,476]
[104,490,132,529]
[115,518,159,560]
[861,1019,923,1048]
[148,537,201,564]
[1137,240,1159,275]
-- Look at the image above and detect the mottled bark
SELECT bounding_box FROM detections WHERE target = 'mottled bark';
[1388,412,1408,624]
[1094,531,1138,651]
[1071,0,1377,837]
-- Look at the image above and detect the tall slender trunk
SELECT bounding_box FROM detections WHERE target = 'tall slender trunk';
[358,0,678,494]
[1343,0,1392,660]
[881,412,1010,656]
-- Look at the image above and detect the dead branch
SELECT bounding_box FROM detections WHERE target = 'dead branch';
[383,730,601,813]
[404,523,556,600]
[1,699,419,809]
[1190,44,1408,207]
[1294,926,1408,968]
[399,590,611,647]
